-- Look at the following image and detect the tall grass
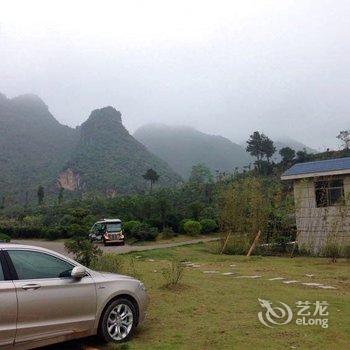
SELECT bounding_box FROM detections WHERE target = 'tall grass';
[91,253,141,279]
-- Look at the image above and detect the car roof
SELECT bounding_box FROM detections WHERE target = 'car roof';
[96,219,121,223]
[0,243,35,249]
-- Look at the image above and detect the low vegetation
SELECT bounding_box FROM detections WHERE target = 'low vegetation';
[183,220,202,236]
[161,258,185,288]
[0,232,11,242]
[321,241,343,263]
[91,253,124,274]
[0,164,220,242]
[2,131,350,260]
[64,236,102,266]
[99,243,349,350]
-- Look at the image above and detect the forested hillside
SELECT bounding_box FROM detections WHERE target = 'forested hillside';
[0,93,181,204]
[62,107,181,195]
[134,124,252,178]
[0,93,76,203]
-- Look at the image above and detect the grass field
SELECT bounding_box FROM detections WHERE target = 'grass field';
[45,242,350,350]
[127,233,219,246]
[107,242,350,350]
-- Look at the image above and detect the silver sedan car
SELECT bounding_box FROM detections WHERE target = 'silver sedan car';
[0,243,149,349]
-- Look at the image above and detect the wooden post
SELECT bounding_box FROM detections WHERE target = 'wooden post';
[246,230,261,257]
[220,231,231,254]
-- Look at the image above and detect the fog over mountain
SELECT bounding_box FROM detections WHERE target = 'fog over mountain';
[1,1,349,150]
[134,124,252,178]
[0,93,181,201]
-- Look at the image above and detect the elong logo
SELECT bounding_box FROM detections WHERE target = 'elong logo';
[258,298,293,328]
[258,299,329,329]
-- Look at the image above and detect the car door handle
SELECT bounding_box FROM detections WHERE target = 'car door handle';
[22,283,41,290]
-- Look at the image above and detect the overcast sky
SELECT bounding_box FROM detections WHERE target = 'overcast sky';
[1,0,349,150]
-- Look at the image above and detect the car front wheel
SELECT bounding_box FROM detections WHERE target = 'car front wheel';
[99,298,137,343]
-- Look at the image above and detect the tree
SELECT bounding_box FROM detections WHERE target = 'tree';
[37,185,44,205]
[296,149,313,163]
[65,237,102,267]
[189,201,204,220]
[189,164,213,184]
[58,187,64,205]
[142,168,159,193]
[246,131,275,171]
[246,131,264,164]
[262,136,276,163]
[337,130,350,150]
[24,191,29,208]
[279,147,295,163]
[219,177,270,251]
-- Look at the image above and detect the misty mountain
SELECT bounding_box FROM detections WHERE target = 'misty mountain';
[274,138,317,155]
[0,93,76,202]
[134,124,252,178]
[60,107,181,195]
[0,93,181,203]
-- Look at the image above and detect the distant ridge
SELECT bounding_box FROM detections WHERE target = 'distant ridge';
[0,93,181,203]
[0,93,76,202]
[134,124,252,178]
[61,108,181,194]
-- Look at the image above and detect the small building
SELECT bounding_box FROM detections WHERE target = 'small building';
[281,157,350,252]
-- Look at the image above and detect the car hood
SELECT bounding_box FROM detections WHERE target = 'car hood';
[90,270,137,282]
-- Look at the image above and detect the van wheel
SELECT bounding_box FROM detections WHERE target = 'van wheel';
[99,298,137,343]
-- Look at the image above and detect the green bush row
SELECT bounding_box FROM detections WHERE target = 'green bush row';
[0,216,218,241]
[0,223,91,240]
[0,233,11,242]
[179,218,218,236]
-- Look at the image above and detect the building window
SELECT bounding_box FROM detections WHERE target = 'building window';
[315,179,344,207]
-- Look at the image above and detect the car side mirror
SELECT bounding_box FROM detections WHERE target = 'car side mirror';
[71,266,86,279]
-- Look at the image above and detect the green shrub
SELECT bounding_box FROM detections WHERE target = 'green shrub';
[162,258,185,288]
[255,235,293,256]
[179,219,191,233]
[91,254,141,279]
[0,222,47,239]
[222,234,250,255]
[342,245,350,259]
[183,220,202,236]
[296,243,314,256]
[321,241,342,262]
[131,223,158,241]
[44,228,60,241]
[67,224,89,237]
[162,226,177,238]
[200,219,218,234]
[0,233,11,242]
[65,237,102,266]
[91,253,124,273]
[59,214,75,227]
[123,220,141,235]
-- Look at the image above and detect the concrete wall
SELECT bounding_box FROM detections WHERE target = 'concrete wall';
[294,176,350,252]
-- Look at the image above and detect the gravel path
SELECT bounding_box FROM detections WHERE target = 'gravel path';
[12,237,220,256]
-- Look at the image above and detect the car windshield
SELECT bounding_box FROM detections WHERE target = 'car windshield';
[106,222,122,232]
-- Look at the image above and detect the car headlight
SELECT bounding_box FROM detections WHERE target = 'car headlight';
[139,282,146,291]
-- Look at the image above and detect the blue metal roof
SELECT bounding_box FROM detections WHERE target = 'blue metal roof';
[282,157,350,178]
